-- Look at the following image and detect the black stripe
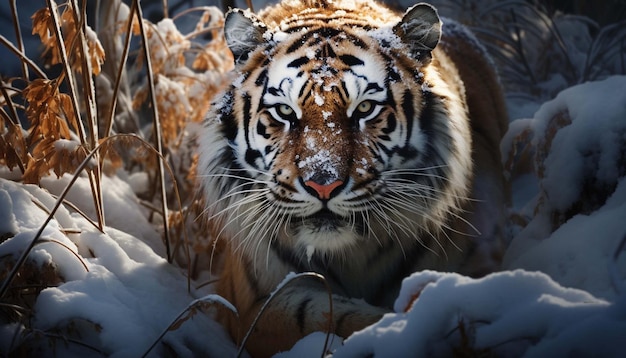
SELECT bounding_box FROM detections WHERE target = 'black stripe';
[386,63,401,83]
[296,297,312,334]
[288,56,310,68]
[339,54,364,67]
[338,80,350,104]
[382,113,397,134]
[267,87,283,96]
[299,82,310,101]
[417,89,449,167]
[321,43,337,58]
[257,121,270,139]
[397,144,418,161]
[330,85,347,107]
[365,82,383,93]
[418,89,434,134]
[286,31,317,53]
[376,142,393,158]
[242,94,263,167]
[368,145,384,163]
[270,239,307,272]
[220,112,238,142]
[281,15,369,29]
[401,89,415,150]
[245,149,262,167]
[255,68,268,86]
[242,93,253,147]
[242,255,263,298]
[285,27,369,54]
[342,33,369,50]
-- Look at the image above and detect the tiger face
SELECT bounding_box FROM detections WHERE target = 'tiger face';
[202,2,472,258]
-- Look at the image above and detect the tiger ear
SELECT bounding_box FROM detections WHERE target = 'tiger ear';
[393,3,442,64]
[224,9,268,64]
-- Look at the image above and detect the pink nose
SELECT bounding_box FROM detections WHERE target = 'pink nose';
[304,180,344,200]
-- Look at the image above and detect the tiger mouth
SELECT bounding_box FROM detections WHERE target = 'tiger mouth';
[303,208,345,230]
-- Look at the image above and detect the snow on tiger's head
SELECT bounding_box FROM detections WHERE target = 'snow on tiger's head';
[199,0,472,254]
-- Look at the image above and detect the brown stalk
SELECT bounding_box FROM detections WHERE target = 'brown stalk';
[103,0,137,138]
[133,0,172,262]
[45,0,105,231]
[9,0,29,79]
[36,238,90,273]
[0,36,48,80]
[70,0,106,230]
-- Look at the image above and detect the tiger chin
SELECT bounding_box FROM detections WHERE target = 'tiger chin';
[198,0,509,356]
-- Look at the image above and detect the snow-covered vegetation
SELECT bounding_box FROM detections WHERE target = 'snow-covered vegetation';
[0,0,625,356]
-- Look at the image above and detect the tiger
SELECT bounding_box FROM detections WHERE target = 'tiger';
[198,0,509,356]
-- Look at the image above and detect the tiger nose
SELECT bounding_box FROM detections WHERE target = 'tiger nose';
[303,179,344,200]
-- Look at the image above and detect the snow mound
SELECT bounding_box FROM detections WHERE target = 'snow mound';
[334,270,623,357]
[0,177,237,357]
[278,270,625,357]
[502,76,626,301]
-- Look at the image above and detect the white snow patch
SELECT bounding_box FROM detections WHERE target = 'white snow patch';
[314,93,324,106]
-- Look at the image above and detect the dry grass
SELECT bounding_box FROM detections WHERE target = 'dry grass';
[0,0,232,352]
[431,0,626,100]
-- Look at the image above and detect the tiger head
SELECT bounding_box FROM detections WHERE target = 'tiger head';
[200,0,472,259]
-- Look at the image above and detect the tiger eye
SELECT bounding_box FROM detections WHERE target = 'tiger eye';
[278,104,294,117]
[356,100,372,114]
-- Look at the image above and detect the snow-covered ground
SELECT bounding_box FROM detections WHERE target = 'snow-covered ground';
[1,1,626,357]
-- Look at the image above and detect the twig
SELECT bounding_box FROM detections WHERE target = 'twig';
[36,238,90,273]
[104,0,137,138]
[133,0,172,263]
[9,0,29,80]
[0,36,48,79]
[45,0,105,232]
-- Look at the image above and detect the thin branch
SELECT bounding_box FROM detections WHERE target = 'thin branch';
[133,0,172,262]
[9,0,29,80]
[36,238,90,273]
[104,0,137,138]
[0,36,48,80]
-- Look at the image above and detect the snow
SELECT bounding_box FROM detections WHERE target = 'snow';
[0,176,238,357]
[335,270,618,357]
[502,76,626,303]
